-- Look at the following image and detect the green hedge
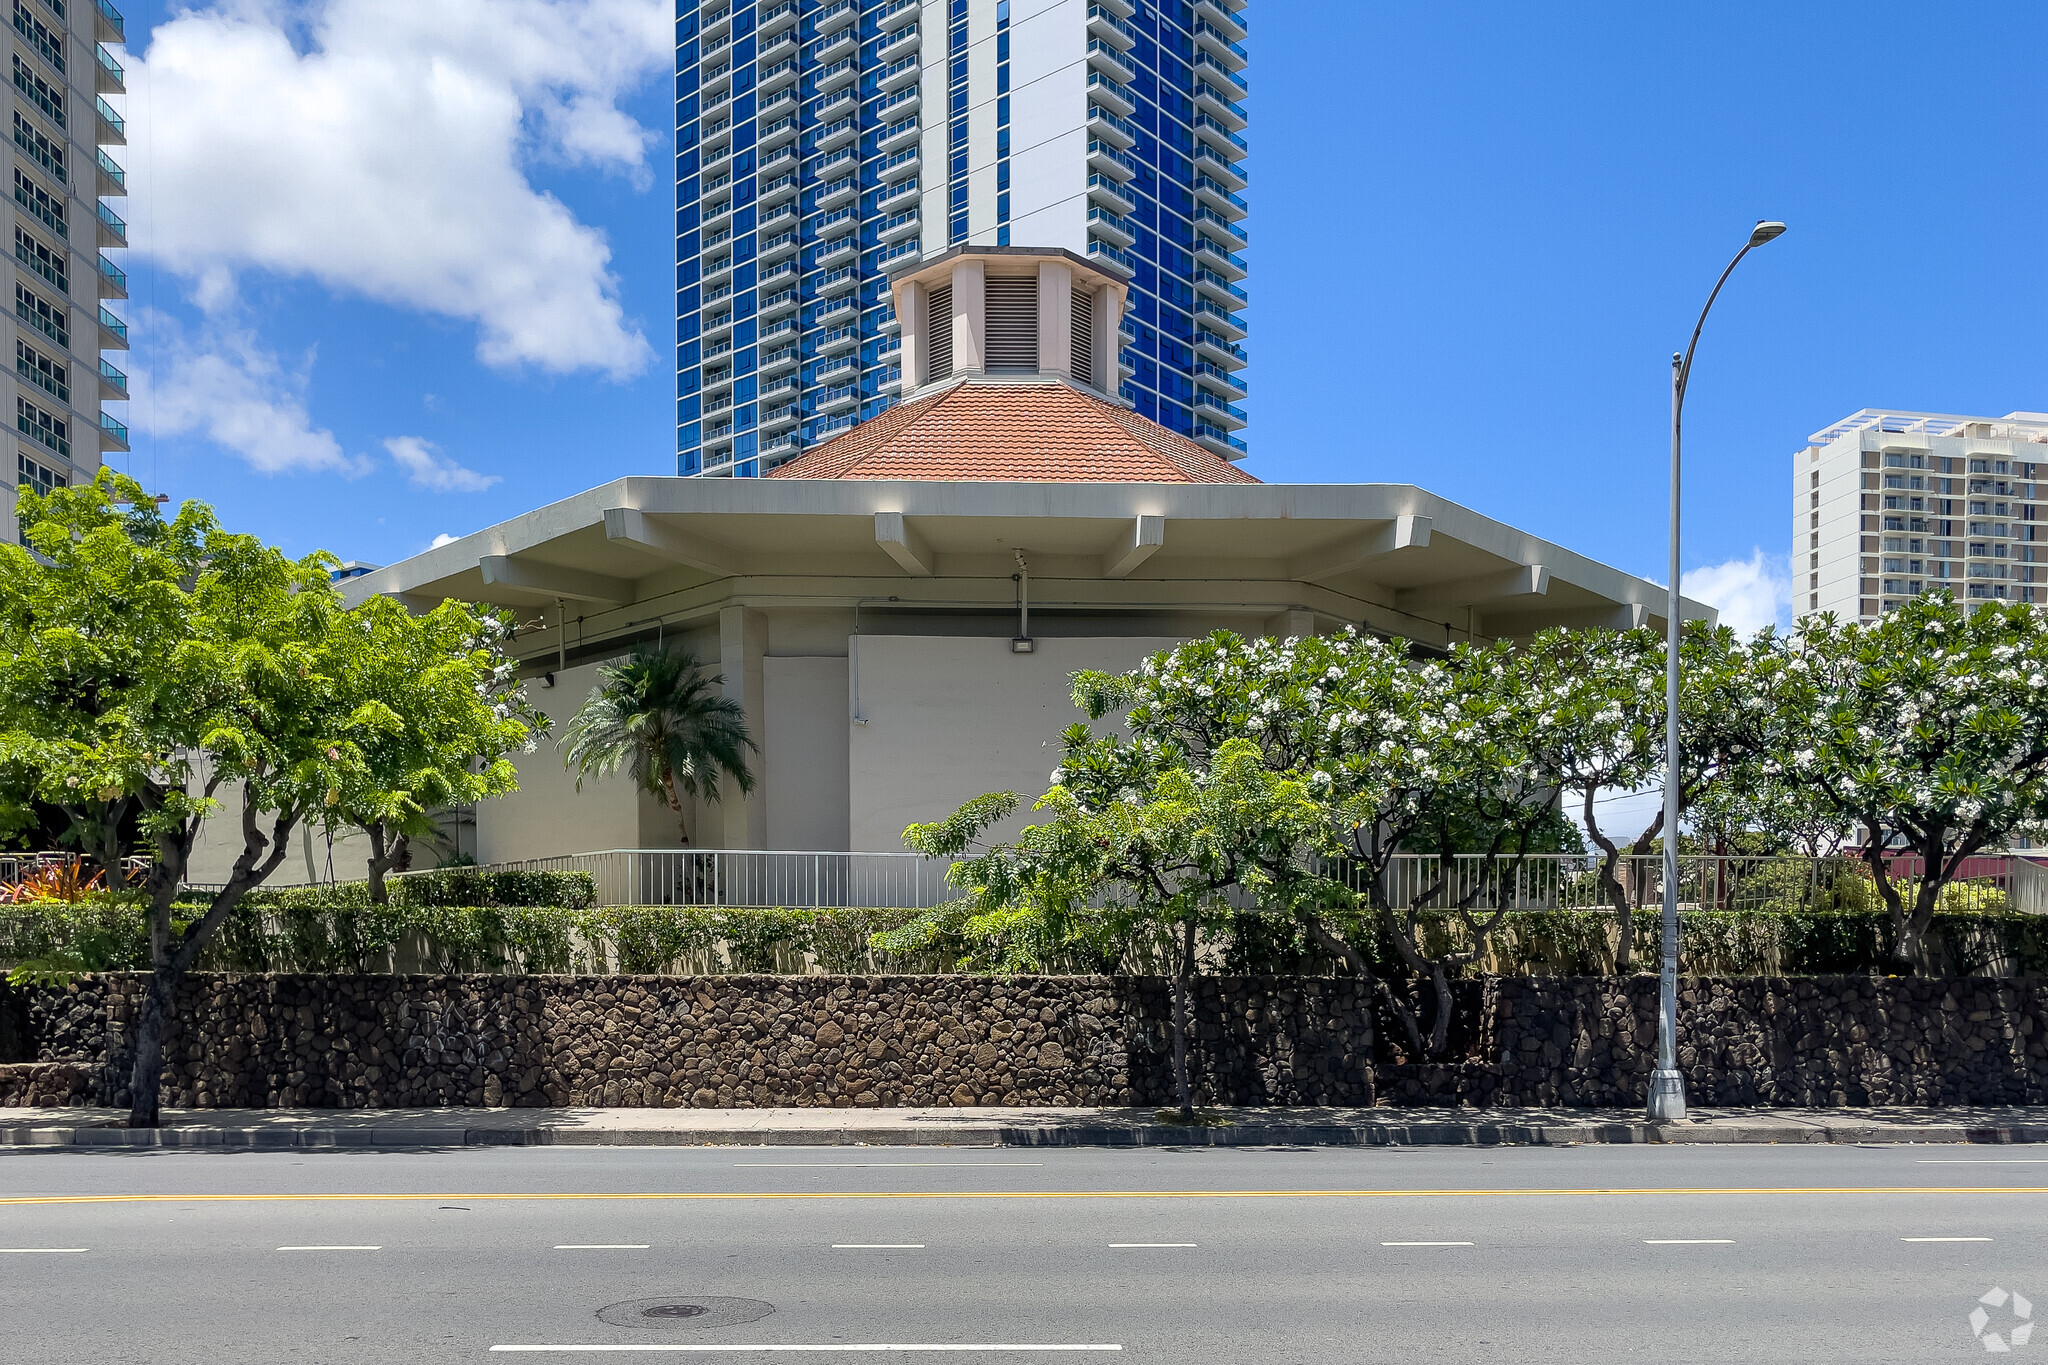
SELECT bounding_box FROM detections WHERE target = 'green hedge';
[4,898,2044,979]
[235,868,596,911]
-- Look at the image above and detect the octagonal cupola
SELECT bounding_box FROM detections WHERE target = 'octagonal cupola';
[888,245,1129,400]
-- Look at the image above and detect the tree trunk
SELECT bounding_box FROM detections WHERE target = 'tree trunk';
[1169,916,1196,1120]
[126,967,177,1128]
[665,774,691,846]
[366,822,393,905]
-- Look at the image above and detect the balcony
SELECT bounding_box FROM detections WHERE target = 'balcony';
[1087,173,1136,215]
[809,204,857,237]
[1195,50,1249,96]
[1194,142,1247,191]
[1193,235,1247,281]
[762,433,800,459]
[758,58,800,93]
[700,5,733,41]
[878,0,920,30]
[97,304,126,349]
[1194,80,1248,131]
[757,24,796,61]
[96,251,125,297]
[810,86,858,123]
[762,403,800,431]
[813,0,858,34]
[96,200,127,247]
[701,254,735,284]
[878,115,921,152]
[812,294,858,325]
[878,53,921,92]
[1194,359,1245,394]
[99,410,128,452]
[758,200,799,230]
[812,176,857,211]
[1086,71,1135,116]
[813,237,858,270]
[1194,328,1247,368]
[813,55,860,96]
[760,229,800,260]
[759,113,800,149]
[761,343,800,372]
[876,369,903,395]
[1086,238,1134,276]
[94,0,123,44]
[1194,204,1248,245]
[759,287,800,318]
[870,84,919,120]
[808,26,857,65]
[1193,389,1246,430]
[1193,19,1248,69]
[874,176,919,212]
[96,96,124,145]
[875,145,919,179]
[810,144,857,178]
[1087,104,1137,149]
[1193,422,1247,458]
[1086,37,1137,84]
[1086,205,1135,247]
[1193,0,1247,43]
[1194,173,1248,219]
[1194,266,1247,307]
[877,209,922,243]
[813,386,860,416]
[95,43,123,93]
[816,325,860,355]
[758,171,799,205]
[757,258,799,290]
[700,308,737,340]
[1087,138,1138,180]
[1087,4,1137,49]
[811,412,858,442]
[875,21,918,59]
[757,0,799,36]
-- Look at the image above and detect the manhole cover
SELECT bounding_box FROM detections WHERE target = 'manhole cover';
[596,1296,775,1331]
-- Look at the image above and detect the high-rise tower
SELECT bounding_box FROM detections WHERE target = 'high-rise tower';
[674,0,1248,478]
[4,0,128,521]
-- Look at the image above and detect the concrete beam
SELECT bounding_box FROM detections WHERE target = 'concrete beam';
[478,555,633,606]
[602,507,738,577]
[874,511,934,576]
[1100,514,1165,579]
[1396,563,1549,615]
[1290,514,1433,582]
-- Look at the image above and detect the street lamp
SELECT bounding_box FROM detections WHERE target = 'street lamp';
[1648,219,1787,1123]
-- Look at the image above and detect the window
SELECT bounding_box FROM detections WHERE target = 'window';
[15,395,67,458]
[16,451,64,497]
[11,110,63,183]
[12,54,63,129]
[14,281,65,346]
[11,166,63,234]
[15,337,66,401]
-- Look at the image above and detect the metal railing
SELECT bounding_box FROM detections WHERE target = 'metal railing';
[471,849,958,909]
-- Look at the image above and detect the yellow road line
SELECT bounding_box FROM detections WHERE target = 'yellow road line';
[1,1185,2044,1207]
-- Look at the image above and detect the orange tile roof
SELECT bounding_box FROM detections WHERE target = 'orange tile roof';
[763,381,1259,483]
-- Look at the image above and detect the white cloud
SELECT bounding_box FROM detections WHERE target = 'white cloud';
[429,532,459,549]
[129,312,369,477]
[1682,549,1793,635]
[385,436,499,492]
[128,0,667,378]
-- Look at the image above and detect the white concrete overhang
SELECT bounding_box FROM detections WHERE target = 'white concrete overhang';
[343,477,1708,644]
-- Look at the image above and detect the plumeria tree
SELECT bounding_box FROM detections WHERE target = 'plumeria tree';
[1516,624,1777,970]
[0,472,542,1125]
[906,736,1328,1118]
[1763,594,2048,973]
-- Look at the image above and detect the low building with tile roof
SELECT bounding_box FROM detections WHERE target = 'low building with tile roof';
[325,247,1706,881]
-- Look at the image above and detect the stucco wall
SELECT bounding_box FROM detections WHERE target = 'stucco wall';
[764,656,851,851]
[846,634,1180,852]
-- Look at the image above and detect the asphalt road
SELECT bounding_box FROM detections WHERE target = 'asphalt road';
[1,1142,2042,1363]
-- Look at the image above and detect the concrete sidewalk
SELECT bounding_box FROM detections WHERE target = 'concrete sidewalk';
[4,1103,2047,1149]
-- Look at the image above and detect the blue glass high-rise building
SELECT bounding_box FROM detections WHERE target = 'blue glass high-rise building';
[675,0,1248,477]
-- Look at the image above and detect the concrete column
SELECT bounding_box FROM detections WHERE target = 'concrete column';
[1264,610,1317,642]
[718,605,769,850]
[1090,284,1120,393]
[952,257,986,376]
[897,279,926,389]
[1038,261,1074,380]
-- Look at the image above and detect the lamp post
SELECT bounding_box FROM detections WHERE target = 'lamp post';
[1648,219,1787,1123]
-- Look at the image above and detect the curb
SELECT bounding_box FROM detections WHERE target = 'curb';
[5,1120,2045,1150]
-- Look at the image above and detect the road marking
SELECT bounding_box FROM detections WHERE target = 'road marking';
[7,1186,2047,1208]
[490,1347,1123,1354]
[554,1245,649,1250]
[1107,1243,1196,1248]
[1644,1239,1734,1245]
[1917,1159,2048,1164]
[1382,1241,1472,1247]
[1902,1236,1993,1242]
[735,1164,1045,1169]
[277,1245,380,1251]
[0,1248,88,1253]
[832,1244,924,1249]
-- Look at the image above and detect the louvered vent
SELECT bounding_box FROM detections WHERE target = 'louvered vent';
[926,283,953,380]
[1071,289,1095,385]
[985,275,1039,371]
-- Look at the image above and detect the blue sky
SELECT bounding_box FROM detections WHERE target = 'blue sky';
[111,1,2047,627]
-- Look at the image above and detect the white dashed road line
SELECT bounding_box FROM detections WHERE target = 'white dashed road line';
[0,1248,88,1254]
[277,1245,381,1252]
[490,1347,1124,1354]
[1381,1241,1472,1247]
[735,1164,1045,1169]
[1901,1237,1993,1243]
[1644,1239,1734,1245]
[554,1245,650,1250]
[1107,1243,1196,1248]
[832,1244,925,1249]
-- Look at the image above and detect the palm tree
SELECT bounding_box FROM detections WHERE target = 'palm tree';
[560,648,756,844]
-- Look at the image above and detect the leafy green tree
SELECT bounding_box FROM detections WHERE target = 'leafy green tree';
[560,648,756,844]
[906,736,1327,1118]
[0,472,541,1125]
[325,595,545,903]
[1516,624,1776,970]
[1763,594,2048,973]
